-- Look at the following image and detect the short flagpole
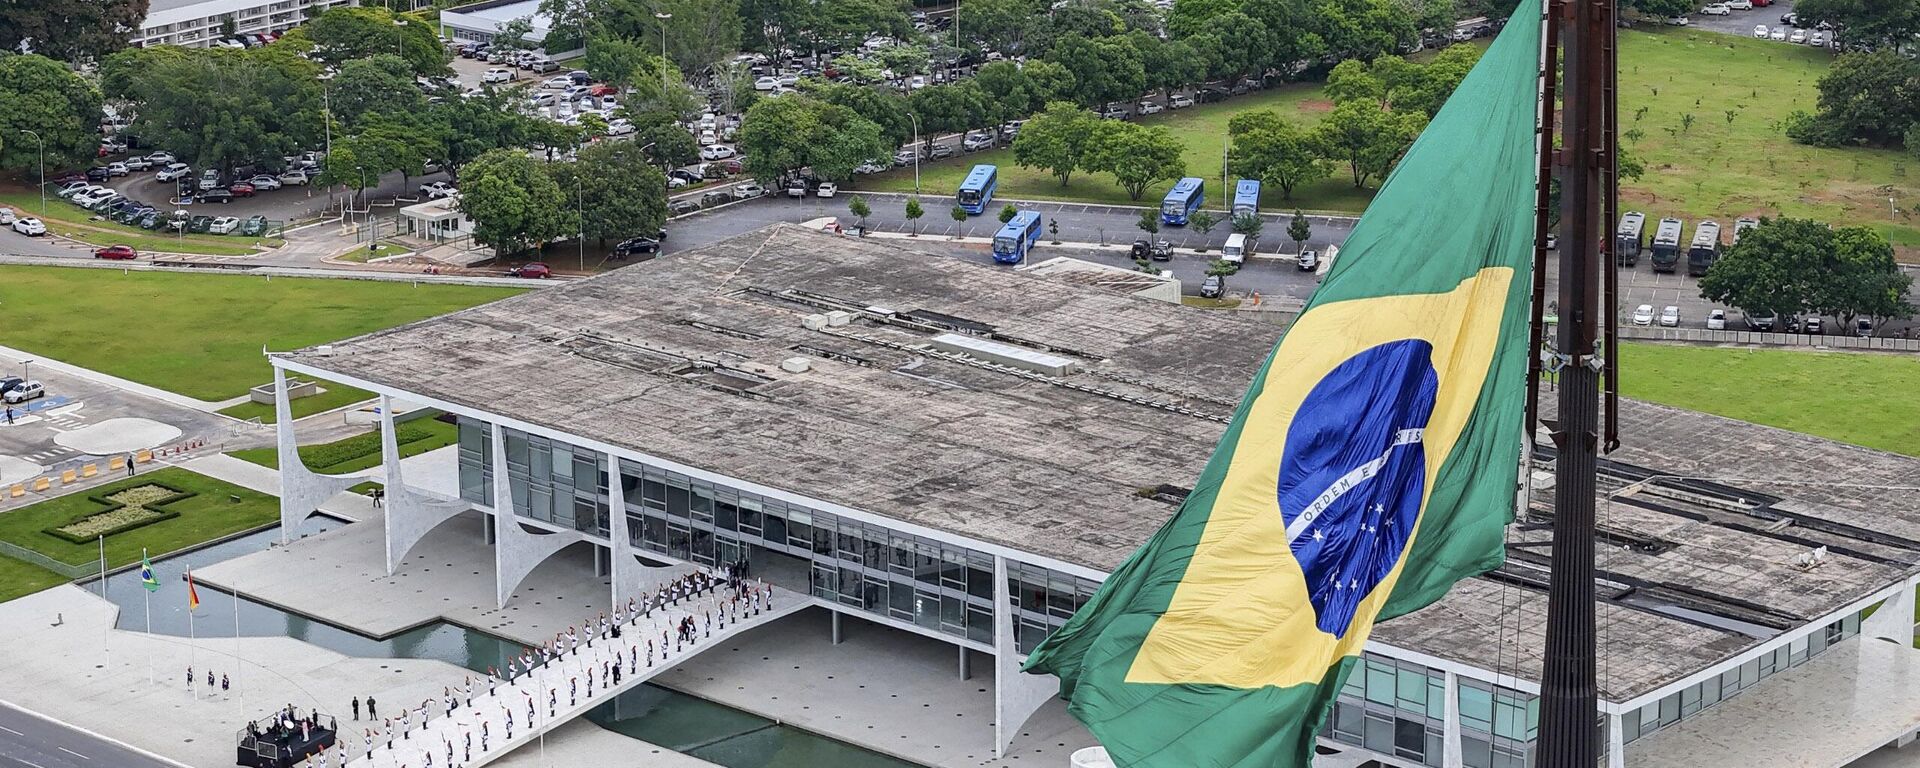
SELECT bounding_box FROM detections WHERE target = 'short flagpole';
[188,568,197,702]
[99,535,109,674]
[144,548,153,687]
[234,581,244,713]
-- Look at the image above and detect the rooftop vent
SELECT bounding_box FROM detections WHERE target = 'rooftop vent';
[780,357,812,373]
[929,333,1079,376]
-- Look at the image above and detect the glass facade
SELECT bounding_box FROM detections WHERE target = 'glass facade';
[1619,611,1861,745]
[457,417,1099,651]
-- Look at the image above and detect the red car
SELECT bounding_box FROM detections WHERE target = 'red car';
[508,262,552,278]
[95,245,138,260]
[228,182,256,197]
[588,84,619,97]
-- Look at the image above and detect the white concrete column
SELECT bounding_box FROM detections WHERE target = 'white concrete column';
[993,555,1057,759]
[273,366,359,543]
[1442,672,1463,768]
[959,646,972,680]
[605,454,695,611]
[379,398,468,575]
[491,422,579,609]
[831,610,844,645]
[1864,581,1916,647]
[1607,712,1625,768]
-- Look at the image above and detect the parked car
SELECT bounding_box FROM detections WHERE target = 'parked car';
[1099,105,1129,120]
[1658,305,1680,327]
[3,381,45,404]
[668,199,701,215]
[1136,100,1164,115]
[86,166,114,182]
[483,67,515,84]
[1802,316,1825,335]
[1169,93,1195,109]
[699,190,734,207]
[1631,304,1655,326]
[699,145,736,161]
[817,182,838,198]
[1744,310,1777,331]
[95,244,138,260]
[613,237,660,258]
[1297,249,1319,272]
[754,76,779,91]
[278,169,311,186]
[1150,240,1172,261]
[1788,29,1808,44]
[1198,274,1226,298]
[735,183,766,199]
[928,144,956,160]
[188,215,214,233]
[1706,309,1726,330]
[1727,0,1753,8]
[1769,27,1787,40]
[145,151,176,165]
[137,210,165,229]
[508,262,553,278]
[11,217,47,236]
[0,207,13,225]
[1855,318,1873,337]
[0,377,21,397]
[1700,4,1730,16]
[1753,24,1769,37]
[1130,239,1151,259]
[199,188,234,204]
[123,157,155,172]
[419,181,457,199]
[228,182,256,197]
[208,216,241,234]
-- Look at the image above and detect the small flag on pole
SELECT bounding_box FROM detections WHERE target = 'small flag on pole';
[140,549,159,593]
[186,567,201,612]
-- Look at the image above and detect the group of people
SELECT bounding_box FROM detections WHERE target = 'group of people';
[185,665,232,697]
[241,705,338,767]
[298,568,775,767]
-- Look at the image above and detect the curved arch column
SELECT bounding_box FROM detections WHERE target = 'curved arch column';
[379,395,470,575]
[994,555,1058,758]
[490,421,582,608]
[274,367,360,542]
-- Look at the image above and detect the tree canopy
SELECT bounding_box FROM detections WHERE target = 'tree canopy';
[738,95,891,182]
[1012,101,1101,186]
[1083,122,1186,200]
[120,46,324,176]
[1699,217,1914,325]
[1228,110,1329,199]
[0,54,103,176]
[1313,100,1428,188]
[548,141,668,245]
[1795,0,1920,52]
[1785,51,1920,148]
[456,148,573,256]
[0,0,146,62]
[286,7,448,76]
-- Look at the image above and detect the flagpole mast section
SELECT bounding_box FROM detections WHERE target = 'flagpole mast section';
[1536,0,1612,765]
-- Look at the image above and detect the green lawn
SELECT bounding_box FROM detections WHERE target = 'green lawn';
[0,556,72,604]
[0,468,278,569]
[852,86,1377,215]
[1617,28,1920,254]
[227,416,459,474]
[215,378,377,424]
[0,266,521,402]
[0,190,283,257]
[1619,343,1920,457]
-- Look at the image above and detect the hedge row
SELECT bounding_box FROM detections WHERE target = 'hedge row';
[297,422,439,473]
[40,482,197,545]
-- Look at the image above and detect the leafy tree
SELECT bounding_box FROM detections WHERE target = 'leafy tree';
[1795,0,1920,52]
[910,82,990,150]
[904,197,925,234]
[808,81,914,149]
[631,112,701,169]
[1242,0,1329,69]
[456,149,573,256]
[491,17,538,56]
[1228,110,1329,200]
[1192,12,1274,82]
[1147,39,1209,99]
[1700,217,1914,326]
[653,0,746,77]
[289,6,447,76]
[1206,259,1238,276]
[849,194,872,227]
[1231,212,1263,236]
[1012,101,1100,186]
[0,0,146,62]
[330,54,423,128]
[0,55,102,176]
[1136,208,1160,236]
[737,95,891,182]
[1000,204,1020,224]
[1288,210,1312,252]
[1019,60,1078,108]
[784,0,912,53]
[547,141,668,245]
[1167,0,1238,38]
[950,205,969,230]
[1621,0,1693,17]
[99,46,191,103]
[1189,209,1219,237]
[1310,0,1417,62]
[1789,51,1920,148]
[123,46,323,178]
[1044,34,1144,108]
[974,61,1040,126]
[1324,59,1386,106]
[1313,100,1428,188]
[959,0,1047,55]
[583,36,655,89]
[1082,122,1186,200]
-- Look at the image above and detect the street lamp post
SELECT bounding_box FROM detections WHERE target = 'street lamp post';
[20,130,45,217]
[577,177,586,273]
[655,12,671,64]
[906,113,921,195]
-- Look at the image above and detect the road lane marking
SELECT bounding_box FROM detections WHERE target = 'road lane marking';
[58,746,89,759]
[0,725,21,735]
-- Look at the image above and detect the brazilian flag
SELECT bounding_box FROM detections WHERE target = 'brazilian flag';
[1022,2,1543,765]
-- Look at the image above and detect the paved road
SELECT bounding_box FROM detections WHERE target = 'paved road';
[0,700,179,768]
[1684,0,1803,39]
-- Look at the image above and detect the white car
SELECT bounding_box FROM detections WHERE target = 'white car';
[1659,306,1681,327]
[145,151,175,165]
[607,118,636,137]
[0,207,13,225]
[246,174,283,191]
[74,188,117,208]
[698,129,717,146]
[1788,29,1808,43]
[854,162,886,175]
[11,217,46,236]
[419,181,456,199]
[599,95,618,110]
[816,182,837,198]
[1667,15,1690,25]
[1137,100,1164,115]
[1727,0,1752,8]
[1707,309,1727,330]
[1770,27,1787,40]
[1753,24,1768,38]
[542,76,571,89]
[909,75,927,90]
[735,183,766,199]
[1631,304,1655,326]
[156,162,191,182]
[279,169,311,186]
[483,68,514,84]
[777,74,799,88]
[123,157,154,171]
[1700,4,1730,15]
[753,76,778,91]
[1169,93,1194,109]
[699,145,736,160]
[3,381,44,404]
[208,216,241,234]
[1810,31,1828,46]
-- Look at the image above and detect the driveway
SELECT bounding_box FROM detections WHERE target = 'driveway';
[0,354,235,489]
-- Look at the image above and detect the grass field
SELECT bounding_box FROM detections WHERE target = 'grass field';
[0,468,277,569]
[0,190,284,257]
[228,416,458,473]
[0,556,72,604]
[1619,343,1920,457]
[856,29,1920,258]
[854,86,1376,214]
[1617,29,1920,253]
[0,266,521,401]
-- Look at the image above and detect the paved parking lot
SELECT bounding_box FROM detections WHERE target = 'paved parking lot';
[1682,0,1820,45]
[0,355,235,488]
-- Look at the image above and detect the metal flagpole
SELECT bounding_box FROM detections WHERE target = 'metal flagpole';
[1536,0,1614,764]
[145,548,153,686]
[99,535,109,674]
[188,569,197,701]
[235,580,244,714]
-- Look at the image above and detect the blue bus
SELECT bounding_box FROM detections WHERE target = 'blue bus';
[1161,177,1205,225]
[957,164,998,215]
[992,210,1043,264]
[1232,179,1261,218]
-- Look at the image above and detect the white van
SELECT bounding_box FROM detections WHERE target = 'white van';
[1221,233,1257,264]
